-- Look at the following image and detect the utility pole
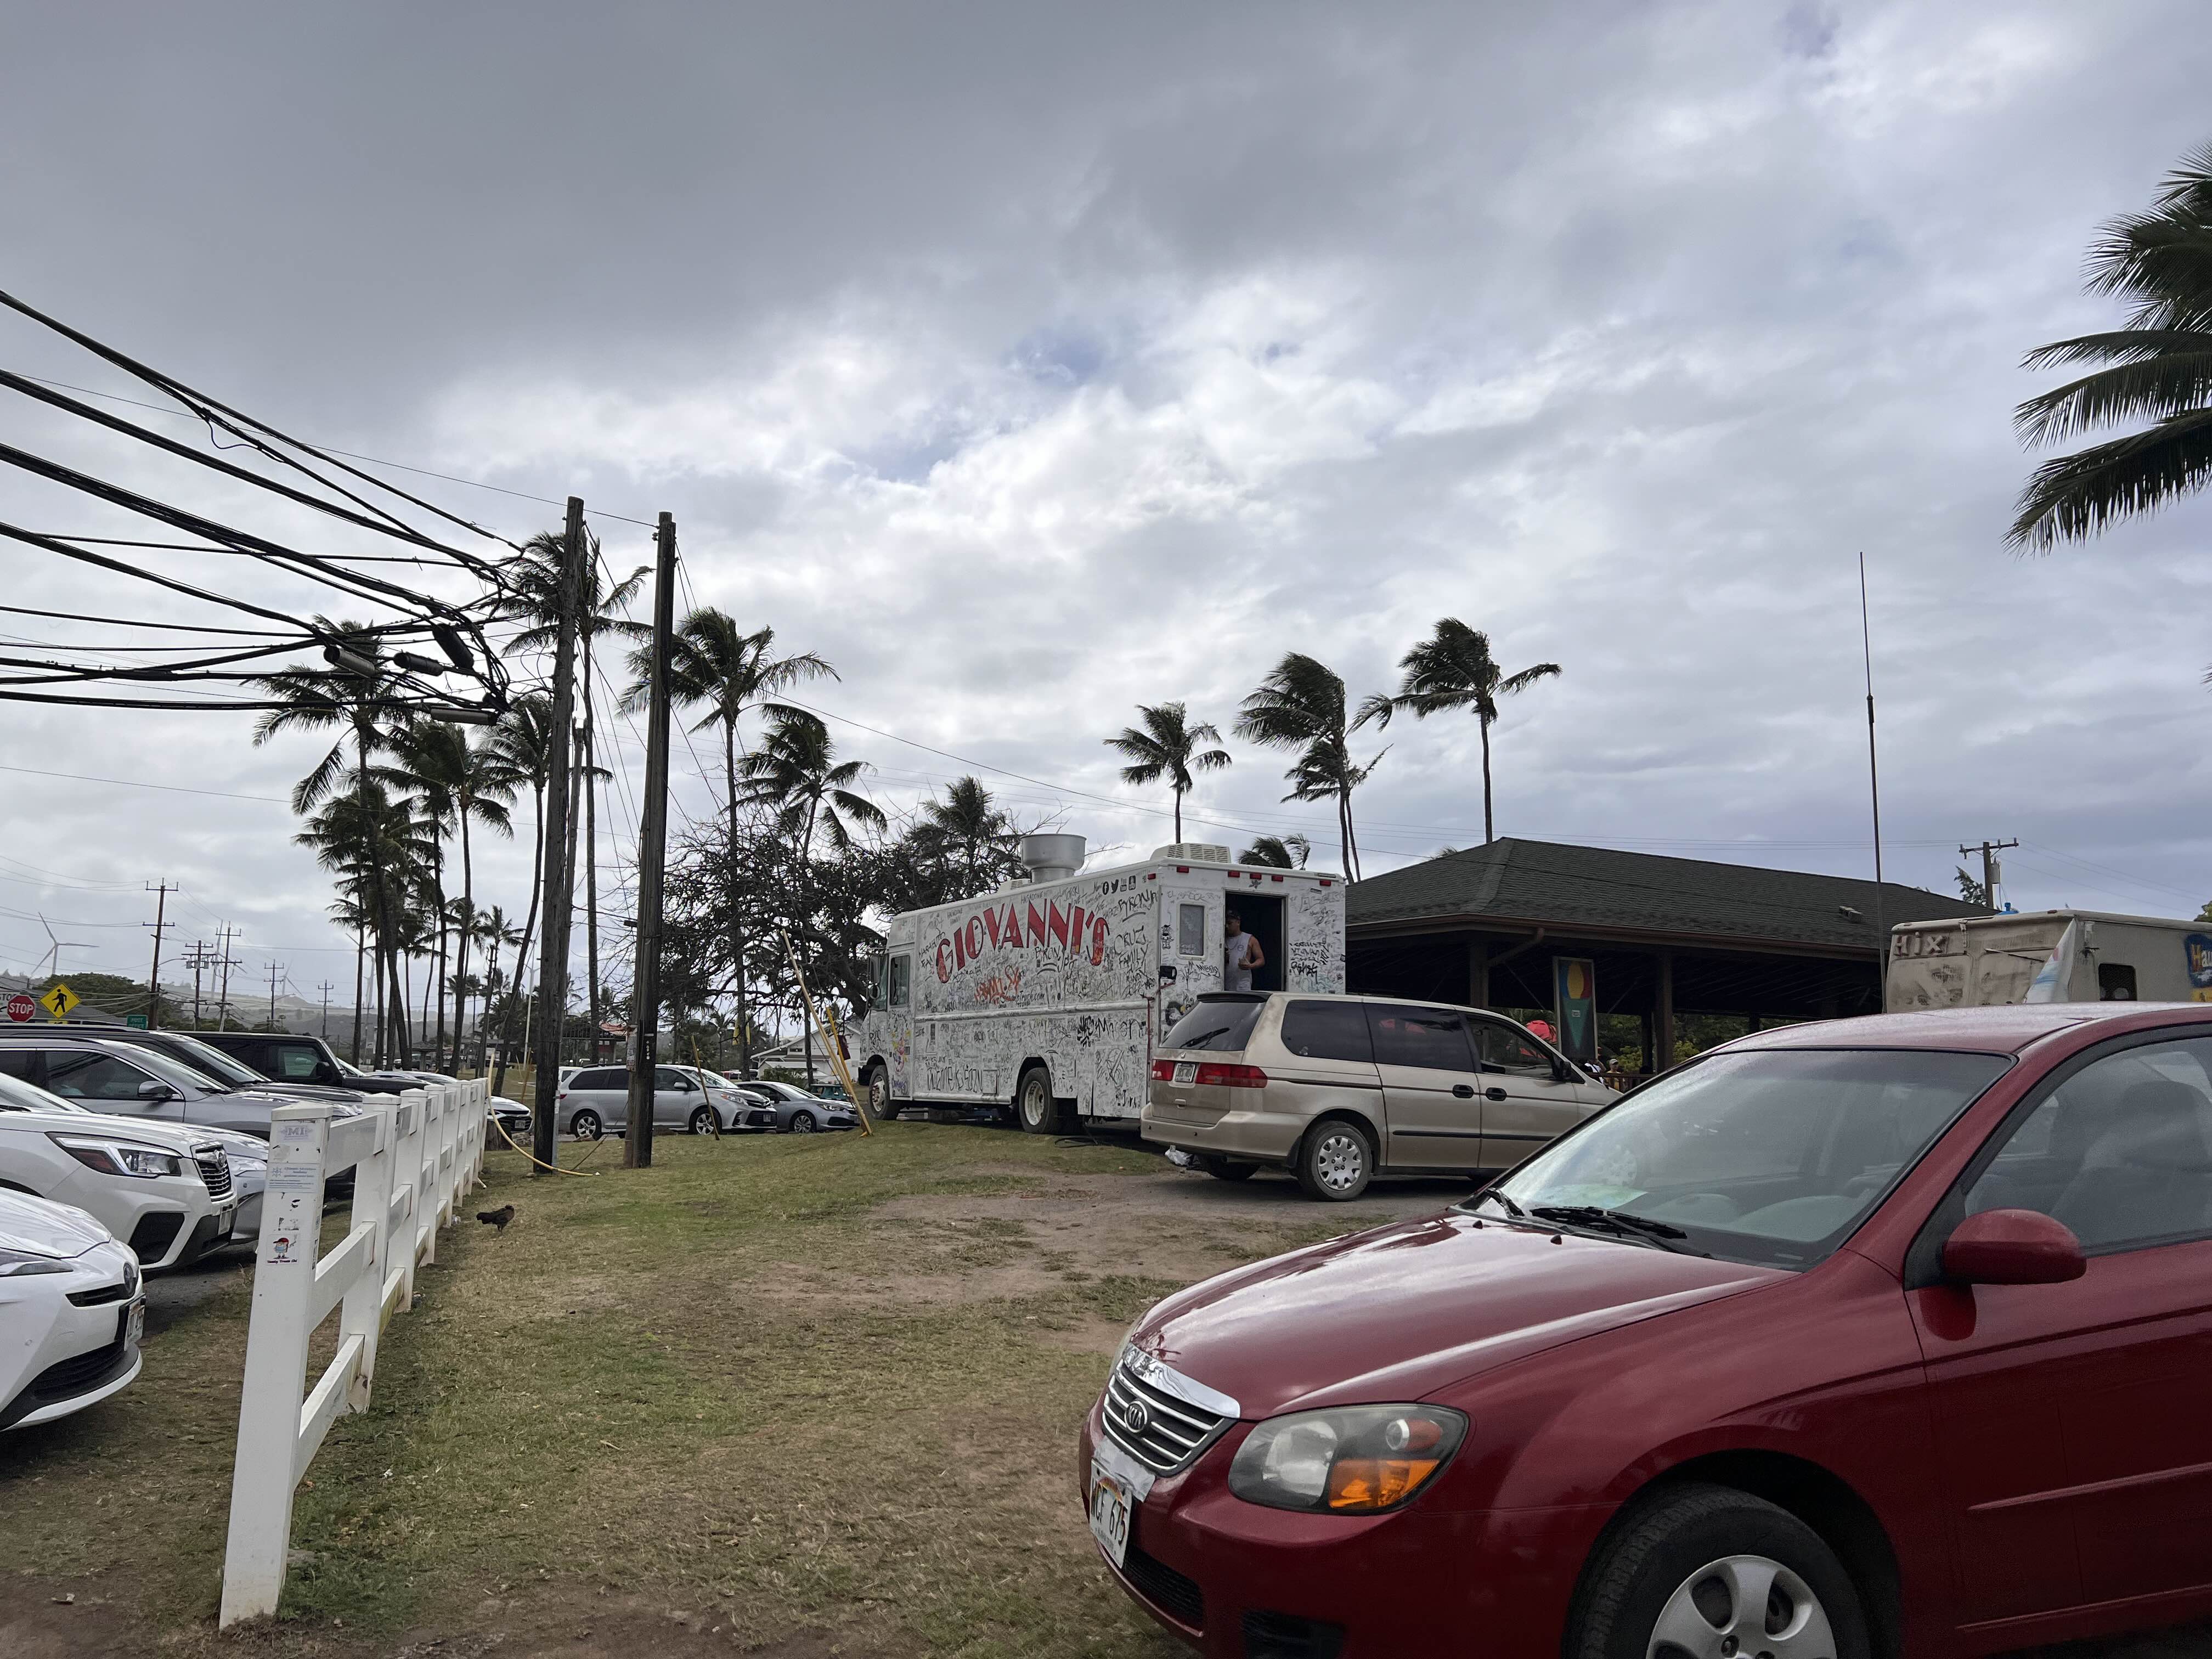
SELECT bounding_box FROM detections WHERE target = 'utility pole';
[1858,555,1888,1009]
[267,961,284,1031]
[183,939,215,1028]
[215,926,239,1031]
[144,881,171,1029]
[317,979,334,1039]
[1959,839,2018,913]
[532,496,585,1171]
[625,513,678,1169]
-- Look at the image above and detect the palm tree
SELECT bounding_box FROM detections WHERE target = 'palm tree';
[1239,833,1311,869]
[739,709,888,854]
[487,695,556,1033]
[471,905,523,1076]
[1235,654,1378,881]
[915,777,1020,894]
[296,781,432,1066]
[502,527,651,1062]
[1104,702,1231,843]
[625,611,836,1076]
[1355,619,1561,844]
[2011,144,2212,551]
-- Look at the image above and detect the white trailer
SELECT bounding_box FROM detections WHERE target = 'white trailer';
[846,835,1346,1132]
[1887,908,2212,1009]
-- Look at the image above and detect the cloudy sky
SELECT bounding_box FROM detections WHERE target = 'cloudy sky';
[1,1,2207,1010]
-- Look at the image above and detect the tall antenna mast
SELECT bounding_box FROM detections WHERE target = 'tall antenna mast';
[1860,553,1887,1009]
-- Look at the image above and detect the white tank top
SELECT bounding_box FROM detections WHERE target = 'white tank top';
[1224,930,1256,991]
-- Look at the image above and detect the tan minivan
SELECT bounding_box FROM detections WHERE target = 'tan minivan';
[1143,991,1616,1200]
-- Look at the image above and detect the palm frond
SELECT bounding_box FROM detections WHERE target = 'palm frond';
[2008,407,2212,549]
[2014,350,2212,444]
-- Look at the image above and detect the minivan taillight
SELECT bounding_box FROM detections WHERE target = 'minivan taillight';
[1149,1059,1175,1082]
[1196,1063,1268,1088]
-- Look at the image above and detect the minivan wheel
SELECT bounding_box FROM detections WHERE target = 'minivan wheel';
[1197,1155,1257,1182]
[1295,1120,1373,1201]
[1015,1065,1064,1135]
[689,1105,717,1136]
[569,1109,603,1141]
[1567,1482,1870,1659]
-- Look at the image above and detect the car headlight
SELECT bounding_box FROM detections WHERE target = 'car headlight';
[0,1245,72,1278]
[1227,1405,1467,1514]
[48,1134,186,1179]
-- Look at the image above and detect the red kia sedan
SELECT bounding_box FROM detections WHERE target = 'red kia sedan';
[1080,1003,2212,1658]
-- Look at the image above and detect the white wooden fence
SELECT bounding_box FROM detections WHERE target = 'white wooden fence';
[218,1081,488,1626]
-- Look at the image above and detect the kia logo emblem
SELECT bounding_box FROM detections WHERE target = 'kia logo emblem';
[1121,1398,1150,1435]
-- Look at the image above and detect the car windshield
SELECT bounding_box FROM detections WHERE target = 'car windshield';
[0,1070,78,1113]
[1481,1048,2010,1270]
[153,1032,267,1088]
[97,1043,217,1096]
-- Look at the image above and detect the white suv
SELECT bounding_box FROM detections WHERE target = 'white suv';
[0,1071,237,1269]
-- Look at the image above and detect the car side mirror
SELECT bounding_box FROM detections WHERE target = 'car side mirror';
[1943,1208,2086,1286]
[137,1079,180,1102]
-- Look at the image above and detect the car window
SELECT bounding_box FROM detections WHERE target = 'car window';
[890,955,912,1008]
[1367,1006,1474,1072]
[1966,1036,2212,1254]
[0,1049,37,1083]
[1279,1000,1374,1063]
[1475,1020,1553,1076]
[263,1043,322,1080]
[155,1034,264,1087]
[44,1050,160,1101]
[572,1067,624,1090]
[1163,997,1266,1053]
[653,1067,694,1091]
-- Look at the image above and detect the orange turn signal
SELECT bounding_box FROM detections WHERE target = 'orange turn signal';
[1325,1458,1443,1510]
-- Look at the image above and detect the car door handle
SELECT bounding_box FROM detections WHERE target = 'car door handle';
[1485,1087,1509,1102]
[1452,1084,1475,1098]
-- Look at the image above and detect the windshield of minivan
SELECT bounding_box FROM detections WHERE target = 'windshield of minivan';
[1480,1048,2008,1270]
[152,1032,267,1089]
[1162,996,1267,1053]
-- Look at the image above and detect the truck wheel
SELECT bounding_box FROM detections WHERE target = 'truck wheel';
[866,1065,898,1121]
[1295,1118,1373,1201]
[1015,1065,1066,1135]
[1198,1155,1257,1182]
[1566,1482,1871,1659]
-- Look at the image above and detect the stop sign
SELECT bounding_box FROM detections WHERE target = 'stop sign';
[5,993,34,1023]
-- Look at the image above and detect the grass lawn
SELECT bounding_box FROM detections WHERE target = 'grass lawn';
[1,1123,1390,1657]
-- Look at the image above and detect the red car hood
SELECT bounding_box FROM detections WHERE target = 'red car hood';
[1131,1210,1789,1418]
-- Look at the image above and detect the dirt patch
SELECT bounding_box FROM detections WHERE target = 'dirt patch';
[0,1581,134,1659]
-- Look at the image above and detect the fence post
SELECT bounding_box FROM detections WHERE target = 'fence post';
[338,1096,397,1410]
[218,1103,332,1627]
[396,1088,427,1307]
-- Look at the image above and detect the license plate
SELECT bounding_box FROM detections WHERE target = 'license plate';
[122,1300,145,1349]
[1172,1062,1197,1085]
[1087,1460,1133,1568]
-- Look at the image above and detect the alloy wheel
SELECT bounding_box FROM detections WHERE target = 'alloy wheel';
[1647,1554,1835,1659]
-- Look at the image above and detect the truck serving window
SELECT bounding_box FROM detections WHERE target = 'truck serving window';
[890,955,912,1008]
[1177,903,1206,956]
[1163,996,1266,1053]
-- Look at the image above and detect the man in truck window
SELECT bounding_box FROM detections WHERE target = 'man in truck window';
[1224,910,1265,992]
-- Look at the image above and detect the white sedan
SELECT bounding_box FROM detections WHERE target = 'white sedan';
[0,1187,145,1431]
[0,1072,237,1270]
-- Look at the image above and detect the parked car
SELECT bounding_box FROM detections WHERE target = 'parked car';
[0,1188,146,1432]
[42,1026,370,1106]
[1142,991,1614,1199]
[0,1033,357,1142]
[742,1079,859,1133]
[0,1069,236,1269]
[190,1029,428,1099]
[554,1064,753,1138]
[1084,1001,2212,1657]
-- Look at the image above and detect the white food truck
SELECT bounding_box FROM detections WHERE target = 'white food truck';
[1887,908,2212,1008]
[847,834,1346,1132]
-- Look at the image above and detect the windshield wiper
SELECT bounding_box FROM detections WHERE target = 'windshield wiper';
[1527,1205,1706,1254]
[1463,1186,1530,1221]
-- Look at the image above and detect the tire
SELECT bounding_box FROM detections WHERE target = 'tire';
[1015,1064,1065,1135]
[1295,1119,1374,1201]
[1198,1155,1257,1182]
[569,1109,603,1141]
[789,1110,817,1133]
[1567,1482,1871,1659]
[689,1105,717,1136]
[866,1065,898,1121]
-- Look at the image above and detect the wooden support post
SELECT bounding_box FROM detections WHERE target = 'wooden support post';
[532,498,584,1170]
[1466,936,1488,1010]
[1655,950,1675,1071]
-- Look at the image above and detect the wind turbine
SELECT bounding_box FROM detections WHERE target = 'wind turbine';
[35,915,95,981]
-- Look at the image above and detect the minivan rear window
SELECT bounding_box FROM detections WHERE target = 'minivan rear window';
[1281,1000,1374,1063]
[1163,996,1266,1053]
